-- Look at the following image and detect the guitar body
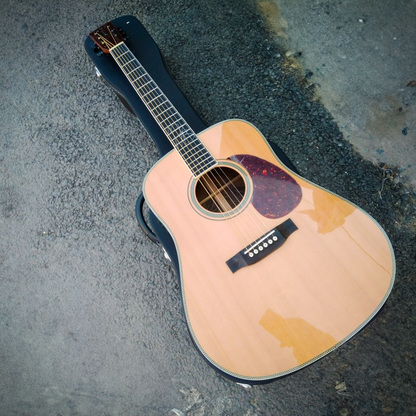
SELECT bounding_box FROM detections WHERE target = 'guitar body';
[88,22,394,383]
[144,119,394,382]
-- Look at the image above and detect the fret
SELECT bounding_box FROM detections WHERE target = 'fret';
[156,106,174,117]
[166,122,189,135]
[114,46,129,58]
[177,142,203,157]
[131,68,146,78]
[110,42,217,177]
[151,100,169,111]
[126,67,140,76]
[176,142,200,155]
[131,74,150,85]
[165,116,189,132]
[181,150,212,168]
[193,163,216,177]
[171,132,204,151]
[121,58,135,67]
[147,94,164,104]
[158,113,183,128]
[159,112,181,126]
[170,135,193,149]
[182,146,207,159]
[172,136,200,154]
[182,147,210,163]
[190,161,212,175]
[138,80,153,89]
[161,121,187,137]
[175,132,200,146]
[142,88,159,98]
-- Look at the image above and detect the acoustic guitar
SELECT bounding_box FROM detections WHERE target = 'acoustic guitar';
[90,22,395,383]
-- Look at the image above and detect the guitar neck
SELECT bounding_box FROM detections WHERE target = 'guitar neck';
[110,42,217,177]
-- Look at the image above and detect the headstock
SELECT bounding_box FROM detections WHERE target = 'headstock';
[89,21,124,53]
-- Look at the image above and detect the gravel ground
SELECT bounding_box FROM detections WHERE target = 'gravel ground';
[1,0,415,415]
[265,0,416,188]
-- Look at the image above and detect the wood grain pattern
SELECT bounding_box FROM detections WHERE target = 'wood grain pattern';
[143,119,395,381]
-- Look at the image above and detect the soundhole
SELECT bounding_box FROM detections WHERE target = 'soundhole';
[195,166,246,213]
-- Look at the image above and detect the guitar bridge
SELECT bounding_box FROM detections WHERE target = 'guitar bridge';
[226,219,298,273]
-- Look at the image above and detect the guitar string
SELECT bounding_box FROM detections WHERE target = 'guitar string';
[111,44,237,186]
[113,48,270,250]
[93,30,199,171]
[107,25,119,48]
[110,42,270,250]
[115,52,275,255]
[112,52,270,245]
[109,43,269,247]
[114,47,212,174]
[109,45,243,224]
[110,42,271,250]
[110,45,259,246]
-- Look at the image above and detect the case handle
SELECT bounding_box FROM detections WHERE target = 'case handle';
[135,193,160,245]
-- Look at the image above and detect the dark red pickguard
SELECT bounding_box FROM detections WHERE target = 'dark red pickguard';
[229,154,302,219]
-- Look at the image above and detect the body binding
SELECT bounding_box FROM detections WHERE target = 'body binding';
[143,119,395,382]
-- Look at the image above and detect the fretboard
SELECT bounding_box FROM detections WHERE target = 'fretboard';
[110,42,217,177]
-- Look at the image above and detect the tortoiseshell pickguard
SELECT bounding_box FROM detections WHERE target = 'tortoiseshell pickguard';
[229,154,302,219]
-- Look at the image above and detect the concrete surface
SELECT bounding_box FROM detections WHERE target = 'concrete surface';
[1,0,415,415]
[263,0,416,188]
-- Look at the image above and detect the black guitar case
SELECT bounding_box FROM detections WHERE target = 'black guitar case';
[85,15,298,274]
[85,15,299,276]
[84,15,299,382]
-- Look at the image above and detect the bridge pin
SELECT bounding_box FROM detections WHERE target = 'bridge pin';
[259,246,264,251]
[263,243,268,248]
[273,236,278,241]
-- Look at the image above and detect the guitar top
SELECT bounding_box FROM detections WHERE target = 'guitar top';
[89,21,395,383]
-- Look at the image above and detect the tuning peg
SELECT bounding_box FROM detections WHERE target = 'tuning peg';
[117,27,128,40]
